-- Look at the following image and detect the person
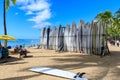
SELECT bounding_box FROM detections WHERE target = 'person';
[116,40,119,47]
[19,45,27,58]
[2,47,9,59]
[14,45,19,53]
[37,44,40,49]
[0,45,2,59]
[100,46,105,57]
[47,25,50,49]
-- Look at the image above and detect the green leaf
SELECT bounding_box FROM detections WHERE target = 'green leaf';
[5,0,10,11]
[12,0,16,5]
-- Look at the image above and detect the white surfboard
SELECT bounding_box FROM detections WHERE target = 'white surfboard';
[66,25,70,52]
[40,28,44,48]
[29,67,88,80]
[64,26,68,51]
[72,22,77,52]
[69,28,73,52]
[55,29,58,51]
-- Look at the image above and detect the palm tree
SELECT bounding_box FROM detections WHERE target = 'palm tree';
[95,10,113,24]
[112,9,120,41]
[95,11,113,42]
[3,0,16,48]
[114,8,120,19]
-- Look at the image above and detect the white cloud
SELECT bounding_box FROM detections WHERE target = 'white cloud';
[17,0,52,28]
[28,9,51,23]
[26,11,34,15]
[33,22,51,28]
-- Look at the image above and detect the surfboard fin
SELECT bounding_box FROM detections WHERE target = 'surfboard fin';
[78,72,86,78]
[74,72,86,78]
[74,72,81,78]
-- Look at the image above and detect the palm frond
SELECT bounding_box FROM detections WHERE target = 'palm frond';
[5,0,10,11]
[12,0,16,5]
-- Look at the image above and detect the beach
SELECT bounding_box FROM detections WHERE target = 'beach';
[0,0,120,80]
[0,45,120,80]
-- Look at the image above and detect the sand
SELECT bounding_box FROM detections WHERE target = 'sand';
[0,45,120,80]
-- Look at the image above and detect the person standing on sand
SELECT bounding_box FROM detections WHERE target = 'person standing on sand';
[47,25,50,49]
[116,40,119,47]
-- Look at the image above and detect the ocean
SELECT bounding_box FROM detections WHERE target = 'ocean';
[0,39,40,48]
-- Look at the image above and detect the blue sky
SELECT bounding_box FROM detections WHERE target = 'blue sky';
[0,0,120,39]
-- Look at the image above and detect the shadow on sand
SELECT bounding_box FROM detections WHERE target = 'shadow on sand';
[44,51,120,80]
[0,55,33,64]
[0,56,22,64]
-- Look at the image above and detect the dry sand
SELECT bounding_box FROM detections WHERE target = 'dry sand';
[0,45,120,80]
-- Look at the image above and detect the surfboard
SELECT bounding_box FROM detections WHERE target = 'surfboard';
[55,29,58,51]
[94,22,97,54]
[99,22,103,54]
[66,25,70,52]
[43,28,47,49]
[86,23,91,54]
[84,25,87,53]
[97,22,101,54]
[41,27,47,49]
[29,67,88,80]
[72,22,77,52]
[76,27,80,52]
[40,28,44,48]
[49,29,53,50]
[90,21,94,54]
[100,21,105,55]
[92,21,97,54]
[80,20,84,53]
[82,21,86,53]
[64,26,68,51]
[58,25,64,52]
[52,27,56,50]
[69,28,73,52]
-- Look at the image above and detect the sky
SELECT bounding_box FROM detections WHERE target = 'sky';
[0,0,120,39]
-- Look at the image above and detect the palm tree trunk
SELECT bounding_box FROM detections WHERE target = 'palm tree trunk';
[4,0,7,48]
